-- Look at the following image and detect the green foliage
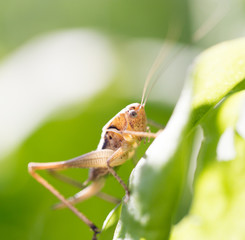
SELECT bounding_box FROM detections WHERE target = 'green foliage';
[0,0,190,58]
[2,37,245,240]
[101,38,245,239]
[1,1,245,239]
[0,85,171,240]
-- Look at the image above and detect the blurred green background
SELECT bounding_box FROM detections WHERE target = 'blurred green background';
[0,0,245,239]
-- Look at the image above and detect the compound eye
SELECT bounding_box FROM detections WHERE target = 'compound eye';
[129,110,137,118]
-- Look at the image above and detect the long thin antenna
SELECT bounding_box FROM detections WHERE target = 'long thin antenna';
[141,22,181,106]
[143,44,183,106]
[140,40,170,105]
[141,0,229,106]
[192,1,229,43]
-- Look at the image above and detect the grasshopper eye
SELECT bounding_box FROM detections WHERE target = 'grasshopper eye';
[129,110,137,118]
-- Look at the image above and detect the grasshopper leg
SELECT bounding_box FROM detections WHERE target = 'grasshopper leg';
[122,130,162,138]
[107,128,162,139]
[48,170,120,204]
[106,147,131,202]
[104,129,162,202]
[53,178,105,210]
[28,162,100,239]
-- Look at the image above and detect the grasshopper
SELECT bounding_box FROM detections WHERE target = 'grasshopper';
[28,7,226,238]
[28,76,160,239]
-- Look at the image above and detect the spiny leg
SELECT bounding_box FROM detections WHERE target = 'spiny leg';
[122,130,162,138]
[107,128,161,139]
[53,178,105,210]
[28,162,100,238]
[107,166,130,202]
[48,170,120,204]
[104,130,160,201]
[48,169,89,188]
[105,147,131,202]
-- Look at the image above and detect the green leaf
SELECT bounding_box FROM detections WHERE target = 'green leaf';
[112,38,245,239]
[99,204,122,240]
[191,38,245,125]
[170,91,245,240]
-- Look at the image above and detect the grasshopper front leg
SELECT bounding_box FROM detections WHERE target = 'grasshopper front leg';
[107,128,161,140]
[105,129,160,201]
[106,147,131,201]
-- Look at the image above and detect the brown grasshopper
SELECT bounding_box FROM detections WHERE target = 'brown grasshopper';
[28,77,160,239]
[28,9,226,237]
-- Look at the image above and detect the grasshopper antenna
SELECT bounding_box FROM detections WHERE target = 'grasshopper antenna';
[142,38,182,107]
[192,1,229,43]
[141,22,181,106]
[141,0,229,107]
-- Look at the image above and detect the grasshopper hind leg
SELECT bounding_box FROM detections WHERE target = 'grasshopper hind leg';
[28,162,100,239]
[48,169,120,204]
[48,169,89,189]
[53,178,105,210]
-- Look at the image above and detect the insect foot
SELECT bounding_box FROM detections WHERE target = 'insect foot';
[91,225,100,240]
[124,189,130,203]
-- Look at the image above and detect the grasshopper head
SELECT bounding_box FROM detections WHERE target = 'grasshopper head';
[125,103,147,133]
